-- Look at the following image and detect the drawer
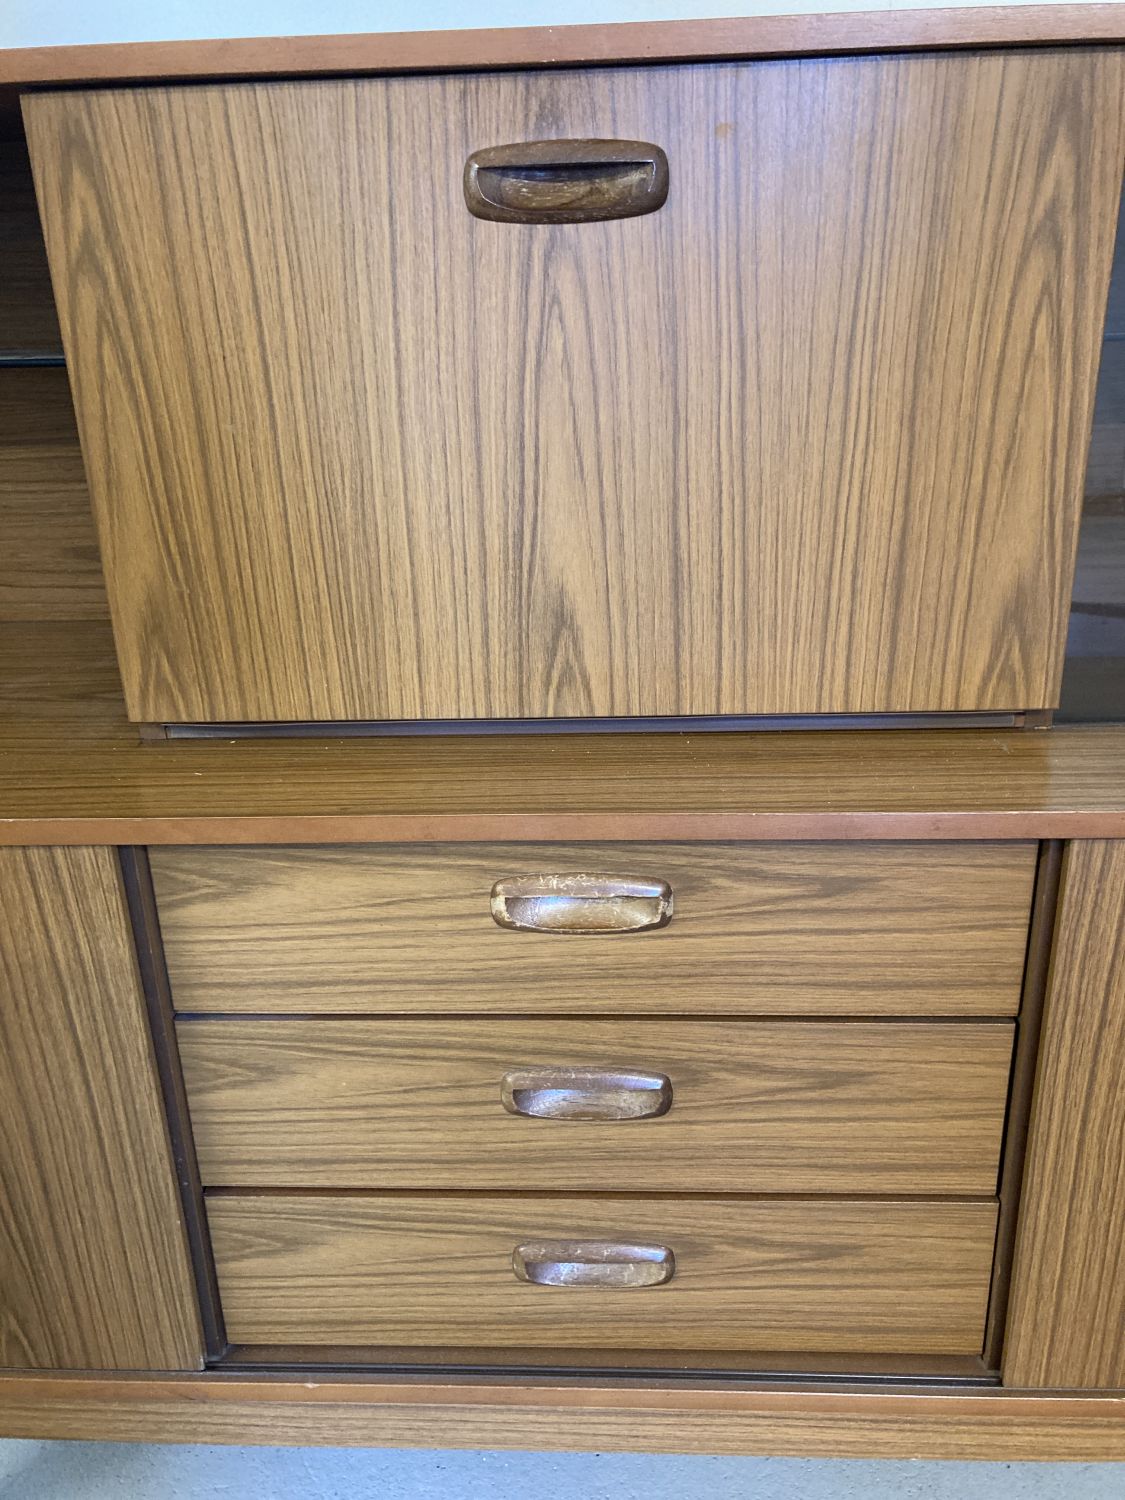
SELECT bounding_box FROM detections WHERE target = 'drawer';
[25,54,1124,723]
[178,1018,1014,1194]
[207,1194,999,1354]
[152,841,1036,1015]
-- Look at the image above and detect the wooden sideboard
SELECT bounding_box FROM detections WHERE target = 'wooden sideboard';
[2,5,1125,1462]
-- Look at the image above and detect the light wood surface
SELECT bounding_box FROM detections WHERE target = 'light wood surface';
[0,141,62,357]
[0,846,202,1371]
[1004,840,1125,1389]
[153,842,1034,1016]
[207,1193,997,1354]
[178,1018,1013,1194]
[1,1373,1125,1459]
[3,622,1125,843]
[7,8,1125,89]
[0,369,108,621]
[26,51,1124,723]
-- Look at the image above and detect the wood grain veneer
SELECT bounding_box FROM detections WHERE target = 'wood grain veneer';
[0,369,108,622]
[0,622,127,748]
[4,624,1125,843]
[1003,840,1125,1389]
[207,1194,998,1354]
[2,1374,1124,1459]
[25,51,1125,723]
[0,141,62,357]
[152,842,1035,1016]
[0,846,202,1371]
[6,7,1125,89]
[3,1372,1125,1457]
[178,1018,1013,1194]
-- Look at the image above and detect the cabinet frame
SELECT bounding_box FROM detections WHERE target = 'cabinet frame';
[4,2,1125,1460]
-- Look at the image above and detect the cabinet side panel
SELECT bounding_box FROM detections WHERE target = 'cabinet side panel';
[0,846,203,1370]
[1003,839,1125,1388]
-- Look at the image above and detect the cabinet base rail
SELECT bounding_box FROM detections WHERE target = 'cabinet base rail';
[0,1374,1122,1460]
[153,710,1050,740]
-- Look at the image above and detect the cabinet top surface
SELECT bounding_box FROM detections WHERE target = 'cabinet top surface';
[1,621,1124,844]
[2,6,1125,93]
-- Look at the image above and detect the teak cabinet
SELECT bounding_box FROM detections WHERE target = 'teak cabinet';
[4,4,1125,1465]
[23,47,1125,725]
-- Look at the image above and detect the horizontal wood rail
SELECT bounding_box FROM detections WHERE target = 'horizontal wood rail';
[0,614,1123,846]
[0,1374,1123,1459]
[4,8,1125,91]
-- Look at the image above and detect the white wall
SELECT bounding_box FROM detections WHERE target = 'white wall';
[0,0,1109,50]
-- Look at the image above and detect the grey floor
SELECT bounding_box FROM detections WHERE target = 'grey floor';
[0,1444,1123,1498]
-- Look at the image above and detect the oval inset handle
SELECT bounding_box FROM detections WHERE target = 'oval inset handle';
[490,875,672,934]
[501,1067,672,1121]
[512,1241,674,1288]
[464,139,669,224]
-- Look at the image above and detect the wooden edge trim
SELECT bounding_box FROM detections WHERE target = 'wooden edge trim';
[117,848,227,1361]
[1,811,1124,846]
[218,1347,993,1381]
[982,841,1063,1368]
[4,6,1125,90]
[0,1374,1122,1458]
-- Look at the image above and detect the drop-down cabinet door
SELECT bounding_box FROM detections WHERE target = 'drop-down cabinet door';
[24,50,1125,725]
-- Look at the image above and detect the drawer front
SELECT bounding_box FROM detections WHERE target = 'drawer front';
[26,53,1125,723]
[152,841,1035,1015]
[179,1018,1013,1194]
[208,1194,999,1353]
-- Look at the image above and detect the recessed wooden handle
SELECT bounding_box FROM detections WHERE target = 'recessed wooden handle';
[500,1067,673,1120]
[512,1241,675,1288]
[464,139,669,224]
[490,874,672,933]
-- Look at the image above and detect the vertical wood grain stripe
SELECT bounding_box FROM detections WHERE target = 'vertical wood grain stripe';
[1003,840,1125,1389]
[0,847,203,1371]
[24,51,1125,722]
